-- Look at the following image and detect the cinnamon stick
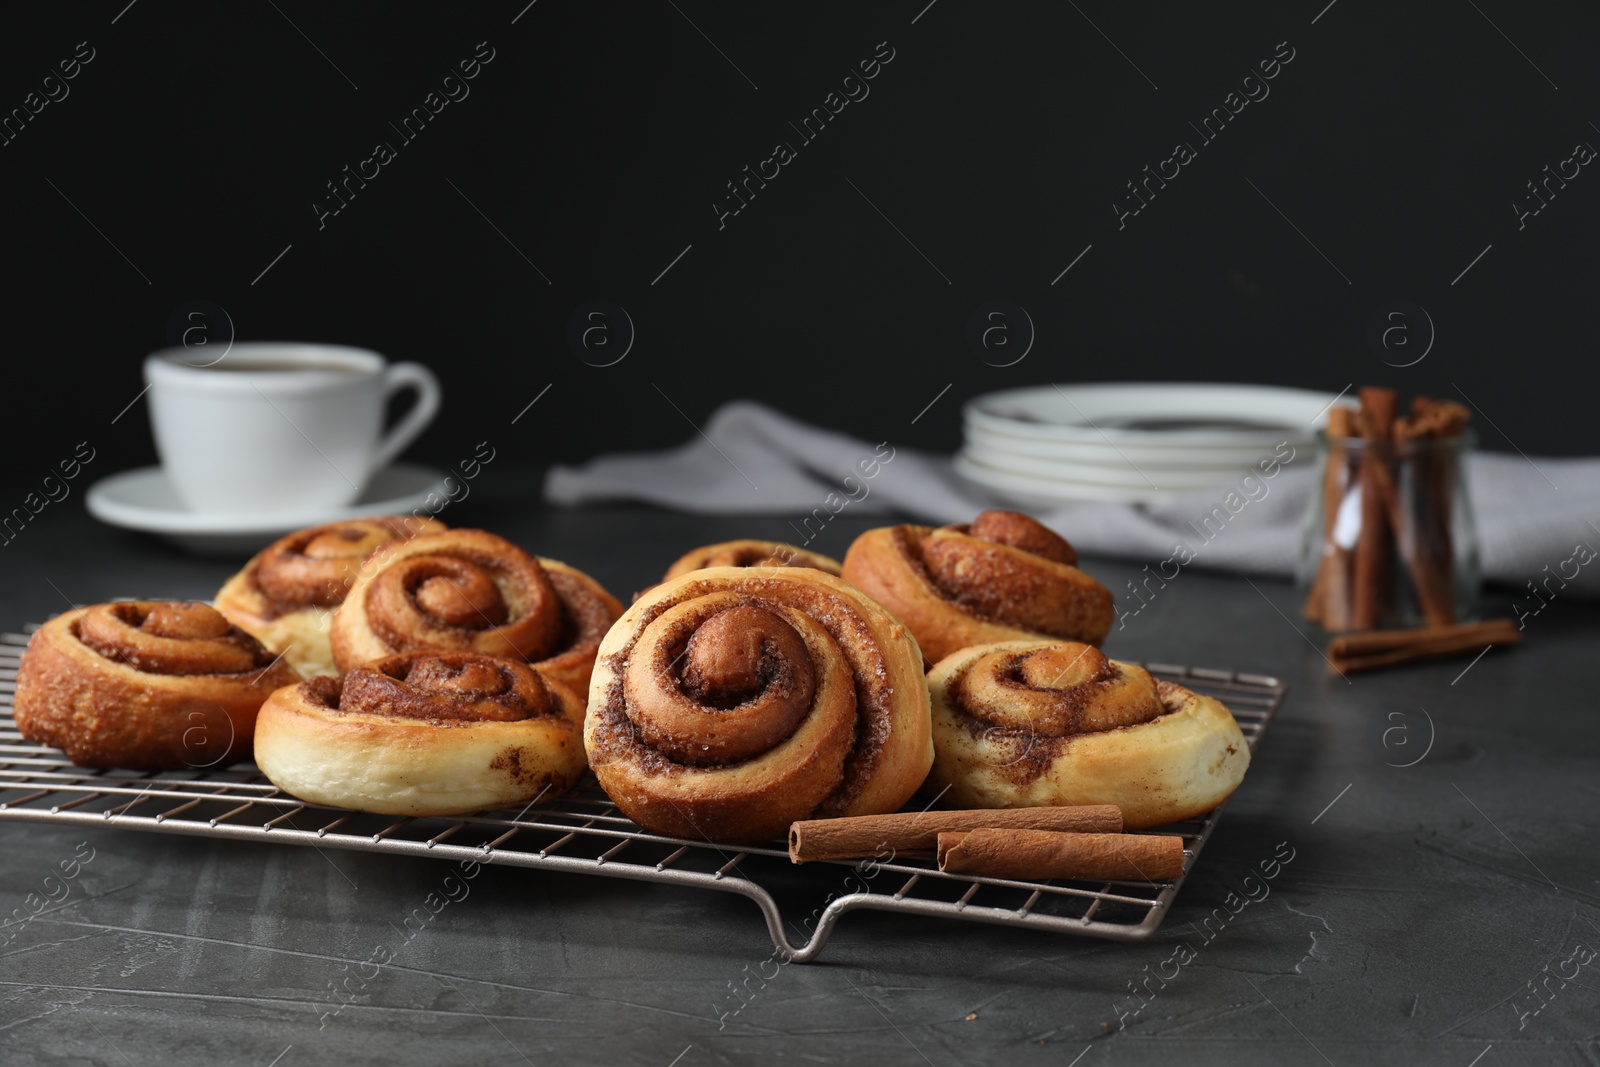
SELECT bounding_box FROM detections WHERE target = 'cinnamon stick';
[788,805,1123,863]
[1362,402,1447,626]
[1329,617,1517,656]
[1395,396,1470,441]
[936,829,1186,882]
[1327,406,1357,440]
[1419,400,1469,585]
[1305,406,1357,629]
[1398,397,1470,625]
[1327,618,1520,674]
[1311,389,1473,634]
[1352,387,1398,629]
[1430,445,1459,594]
[1323,550,1354,630]
[1373,464,1454,627]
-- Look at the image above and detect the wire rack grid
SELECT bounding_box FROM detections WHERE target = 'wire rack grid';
[0,629,1282,962]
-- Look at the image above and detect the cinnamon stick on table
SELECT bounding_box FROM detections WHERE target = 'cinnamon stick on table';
[936,829,1186,883]
[788,806,1123,863]
[1327,618,1521,674]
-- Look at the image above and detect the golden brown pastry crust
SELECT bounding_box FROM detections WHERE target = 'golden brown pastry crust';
[215,516,447,677]
[927,639,1249,829]
[329,529,622,696]
[842,511,1114,663]
[14,602,299,770]
[661,540,842,580]
[585,566,933,843]
[254,650,586,816]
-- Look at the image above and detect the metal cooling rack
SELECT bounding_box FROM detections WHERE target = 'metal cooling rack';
[0,628,1281,962]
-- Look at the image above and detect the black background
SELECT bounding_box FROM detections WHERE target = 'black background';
[3,0,1598,497]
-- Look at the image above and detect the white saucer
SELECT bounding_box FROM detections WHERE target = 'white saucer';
[955,453,1172,505]
[86,464,450,555]
[958,382,1343,505]
[959,441,1249,490]
[965,383,1337,448]
[962,419,1303,467]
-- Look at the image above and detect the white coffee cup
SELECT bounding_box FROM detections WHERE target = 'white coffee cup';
[143,342,441,516]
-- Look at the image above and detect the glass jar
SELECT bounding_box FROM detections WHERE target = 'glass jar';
[1299,429,1478,631]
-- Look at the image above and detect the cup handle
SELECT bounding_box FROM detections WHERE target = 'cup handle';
[371,362,442,471]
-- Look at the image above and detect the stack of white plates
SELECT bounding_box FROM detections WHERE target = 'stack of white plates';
[956,383,1342,506]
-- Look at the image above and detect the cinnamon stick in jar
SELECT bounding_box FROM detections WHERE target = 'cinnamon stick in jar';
[1423,400,1470,592]
[1394,397,1472,626]
[1352,387,1398,630]
[1305,406,1357,629]
[788,805,1123,863]
[936,829,1186,882]
[1306,387,1475,641]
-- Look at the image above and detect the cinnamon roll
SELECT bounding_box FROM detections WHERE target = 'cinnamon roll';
[927,640,1249,828]
[254,650,586,816]
[215,516,446,677]
[662,540,841,581]
[329,529,622,695]
[14,601,299,770]
[842,510,1114,662]
[585,566,932,843]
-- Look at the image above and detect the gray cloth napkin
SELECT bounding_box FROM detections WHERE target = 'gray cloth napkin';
[545,400,1600,601]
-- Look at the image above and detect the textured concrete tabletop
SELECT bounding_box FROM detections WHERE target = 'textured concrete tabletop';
[2,484,1596,1067]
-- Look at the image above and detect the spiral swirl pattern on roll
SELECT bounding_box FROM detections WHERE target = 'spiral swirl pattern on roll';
[215,516,447,677]
[946,643,1164,738]
[14,601,299,770]
[255,649,588,816]
[661,540,842,581]
[585,567,932,843]
[78,601,279,676]
[330,529,622,696]
[253,517,447,609]
[927,639,1249,829]
[330,650,567,723]
[842,510,1114,663]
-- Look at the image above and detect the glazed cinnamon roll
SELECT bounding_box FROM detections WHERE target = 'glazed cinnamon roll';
[586,566,932,843]
[215,516,446,677]
[661,540,841,581]
[927,640,1249,828]
[14,601,299,770]
[329,529,622,695]
[842,510,1114,662]
[254,650,586,815]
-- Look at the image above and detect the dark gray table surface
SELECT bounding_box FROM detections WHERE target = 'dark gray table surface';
[2,478,1597,1067]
